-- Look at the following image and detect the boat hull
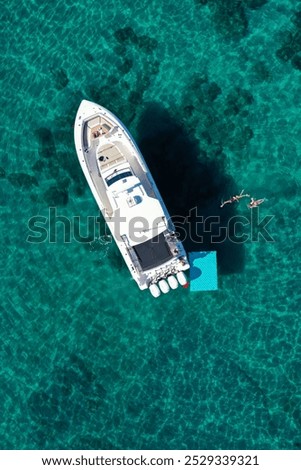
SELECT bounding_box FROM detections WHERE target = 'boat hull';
[74,100,190,294]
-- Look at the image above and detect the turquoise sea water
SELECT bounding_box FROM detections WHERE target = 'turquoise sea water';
[1,0,301,450]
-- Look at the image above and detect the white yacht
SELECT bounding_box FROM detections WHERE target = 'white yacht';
[74,100,190,297]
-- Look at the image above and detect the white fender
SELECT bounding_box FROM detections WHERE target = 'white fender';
[158,279,170,294]
[176,271,188,286]
[149,284,161,298]
[167,275,178,290]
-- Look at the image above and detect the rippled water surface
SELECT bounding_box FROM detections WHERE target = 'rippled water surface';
[0,0,300,449]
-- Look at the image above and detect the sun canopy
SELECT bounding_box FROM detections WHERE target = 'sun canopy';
[133,232,173,271]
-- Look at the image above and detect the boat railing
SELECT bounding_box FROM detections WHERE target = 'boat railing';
[121,235,142,274]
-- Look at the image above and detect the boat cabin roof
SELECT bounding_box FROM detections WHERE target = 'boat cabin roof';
[133,232,173,271]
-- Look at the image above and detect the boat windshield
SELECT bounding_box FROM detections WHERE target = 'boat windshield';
[133,232,173,271]
[106,171,132,187]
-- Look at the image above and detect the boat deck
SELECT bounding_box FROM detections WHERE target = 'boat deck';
[83,125,156,218]
[97,143,126,171]
[85,140,113,215]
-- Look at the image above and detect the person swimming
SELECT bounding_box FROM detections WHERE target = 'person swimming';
[220,189,250,208]
[247,197,266,209]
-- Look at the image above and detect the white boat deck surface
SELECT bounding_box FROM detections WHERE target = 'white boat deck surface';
[84,120,156,218]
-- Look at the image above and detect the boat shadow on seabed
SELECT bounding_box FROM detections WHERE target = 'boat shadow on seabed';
[137,103,245,275]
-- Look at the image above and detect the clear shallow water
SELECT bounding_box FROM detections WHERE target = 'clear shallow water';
[1,0,301,450]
